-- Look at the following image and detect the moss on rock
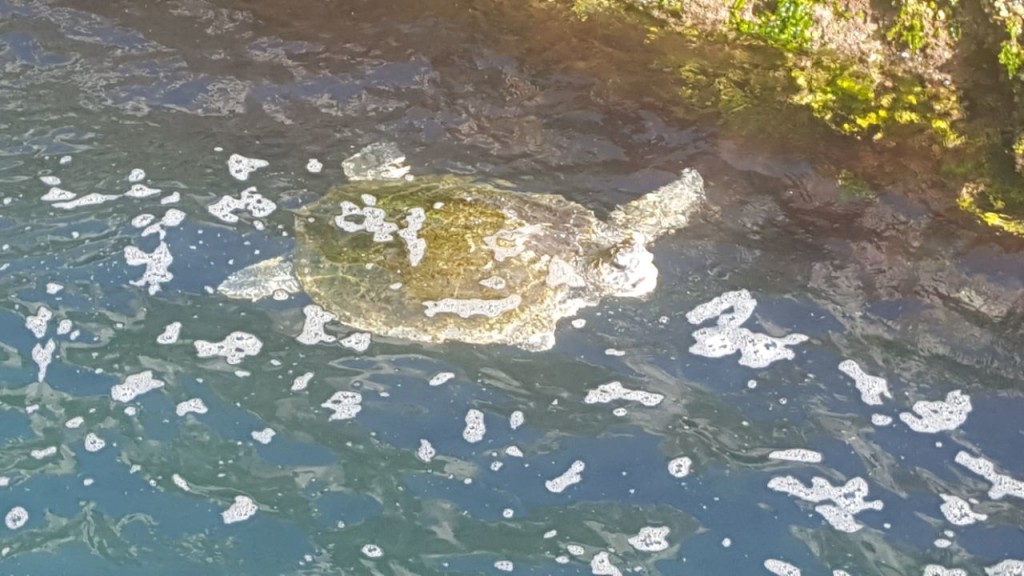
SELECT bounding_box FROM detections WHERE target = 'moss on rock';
[553,0,1024,235]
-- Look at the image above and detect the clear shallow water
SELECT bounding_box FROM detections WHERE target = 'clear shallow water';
[1,1,1023,575]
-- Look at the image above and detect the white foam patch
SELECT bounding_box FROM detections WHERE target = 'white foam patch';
[687,288,757,324]
[429,372,455,386]
[227,154,269,181]
[291,372,313,392]
[955,451,1024,500]
[111,370,165,403]
[667,457,692,478]
[572,318,587,328]
[137,209,185,239]
[221,495,258,524]
[416,439,436,463]
[41,186,76,202]
[5,507,28,530]
[176,398,208,416]
[546,460,585,493]
[172,473,190,491]
[590,551,622,576]
[83,433,106,452]
[769,449,823,463]
[39,175,60,186]
[154,321,182,344]
[628,526,670,552]
[322,390,363,421]
[25,305,52,339]
[398,207,426,267]
[463,409,486,443]
[124,183,161,198]
[939,494,987,525]
[128,168,146,183]
[340,332,371,352]
[31,339,55,382]
[987,560,1024,575]
[764,559,802,576]
[306,158,323,173]
[423,294,522,319]
[334,200,398,241]
[767,476,883,533]
[360,544,383,558]
[56,319,72,335]
[584,381,663,407]
[194,331,263,365]
[837,360,891,405]
[45,282,64,295]
[924,567,967,576]
[124,241,173,295]
[65,416,85,429]
[342,142,410,181]
[251,428,276,444]
[479,276,507,290]
[506,446,524,458]
[494,560,514,572]
[296,305,336,345]
[161,192,180,205]
[207,187,277,223]
[871,414,893,426]
[686,290,808,368]
[509,410,524,430]
[134,215,156,229]
[900,390,972,433]
[30,446,57,460]
[53,193,120,210]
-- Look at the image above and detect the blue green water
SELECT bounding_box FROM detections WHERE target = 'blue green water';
[1,0,1023,574]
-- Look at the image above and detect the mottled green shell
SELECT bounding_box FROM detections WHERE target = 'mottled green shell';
[293,175,615,351]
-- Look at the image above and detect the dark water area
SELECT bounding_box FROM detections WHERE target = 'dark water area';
[1,0,1023,575]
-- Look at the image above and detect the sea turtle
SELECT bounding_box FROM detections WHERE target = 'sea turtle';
[218,143,705,351]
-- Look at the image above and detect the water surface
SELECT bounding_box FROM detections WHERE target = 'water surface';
[1,1,1023,574]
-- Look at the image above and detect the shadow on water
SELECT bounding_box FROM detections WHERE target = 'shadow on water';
[0,0,1022,574]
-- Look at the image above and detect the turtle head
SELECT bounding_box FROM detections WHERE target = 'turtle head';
[591,232,658,299]
[608,169,705,240]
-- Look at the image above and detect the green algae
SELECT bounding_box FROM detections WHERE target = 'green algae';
[887,0,959,53]
[958,180,1024,236]
[553,0,1024,234]
[998,18,1023,77]
[790,61,963,145]
[730,0,817,52]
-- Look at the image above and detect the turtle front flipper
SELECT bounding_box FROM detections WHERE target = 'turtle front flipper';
[218,256,302,302]
[608,169,705,241]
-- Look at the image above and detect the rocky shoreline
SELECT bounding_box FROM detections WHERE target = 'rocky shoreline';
[553,0,1024,234]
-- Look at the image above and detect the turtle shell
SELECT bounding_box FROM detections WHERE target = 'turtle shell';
[293,175,616,351]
